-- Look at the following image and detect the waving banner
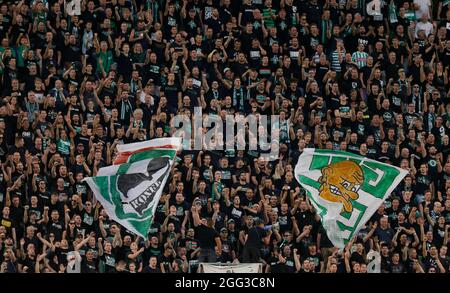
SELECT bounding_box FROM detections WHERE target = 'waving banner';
[294,149,407,248]
[84,139,181,239]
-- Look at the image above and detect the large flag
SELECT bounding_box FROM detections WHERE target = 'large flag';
[294,148,408,248]
[83,138,181,239]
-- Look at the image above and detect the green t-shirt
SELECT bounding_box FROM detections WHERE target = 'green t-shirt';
[97,50,113,75]
[211,181,223,200]
[17,45,28,68]
[405,9,416,22]
[262,8,277,28]
[57,139,71,155]
[33,12,47,23]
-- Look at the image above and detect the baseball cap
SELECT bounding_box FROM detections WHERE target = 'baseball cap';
[227,219,235,224]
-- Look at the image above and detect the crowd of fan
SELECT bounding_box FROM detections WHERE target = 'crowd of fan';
[0,0,449,273]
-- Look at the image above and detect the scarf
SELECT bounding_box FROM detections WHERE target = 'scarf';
[130,79,138,94]
[321,19,332,44]
[212,90,219,100]
[120,99,132,121]
[233,86,244,112]
[412,94,422,113]
[427,112,435,132]
[389,1,398,23]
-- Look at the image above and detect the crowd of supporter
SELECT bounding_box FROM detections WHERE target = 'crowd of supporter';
[0,0,449,273]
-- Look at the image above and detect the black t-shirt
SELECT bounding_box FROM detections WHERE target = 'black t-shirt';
[352,120,369,141]
[318,225,334,249]
[99,252,117,273]
[117,53,134,81]
[350,251,365,264]
[180,237,200,253]
[415,173,431,195]
[170,200,190,224]
[46,220,65,240]
[433,225,446,248]
[245,226,267,249]
[294,209,314,231]
[391,262,405,273]
[64,43,82,63]
[268,256,282,272]
[143,245,163,266]
[159,254,173,272]
[277,211,292,233]
[142,266,161,273]
[232,182,253,199]
[304,252,324,273]
[194,224,219,249]
[269,255,296,273]
[399,198,417,216]
[211,211,226,231]
[161,83,180,108]
[227,205,245,228]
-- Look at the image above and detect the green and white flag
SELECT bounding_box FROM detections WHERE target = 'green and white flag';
[294,148,408,248]
[83,142,180,239]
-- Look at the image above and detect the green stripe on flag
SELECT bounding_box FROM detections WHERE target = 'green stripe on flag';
[297,176,327,217]
[92,176,113,205]
[337,201,368,242]
[309,154,330,170]
[128,149,176,164]
[117,149,176,174]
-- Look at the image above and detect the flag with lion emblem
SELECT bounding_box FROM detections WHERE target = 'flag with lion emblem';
[294,148,408,248]
[83,138,181,239]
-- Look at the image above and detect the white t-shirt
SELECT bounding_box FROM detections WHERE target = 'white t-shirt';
[415,21,434,37]
[414,0,431,19]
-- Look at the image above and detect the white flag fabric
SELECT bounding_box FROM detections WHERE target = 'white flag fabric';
[65,0,81,16]
[294,148,408,248]
[83,139,181,239]
[199,263,263,273]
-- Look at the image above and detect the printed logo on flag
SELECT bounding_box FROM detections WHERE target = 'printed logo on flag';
[318,160,364,213]
[117,157,170,216]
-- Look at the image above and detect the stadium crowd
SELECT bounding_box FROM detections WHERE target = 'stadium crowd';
[0,0,450,273]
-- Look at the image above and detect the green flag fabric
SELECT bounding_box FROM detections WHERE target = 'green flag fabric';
[294,148,408,248]
[83,146,178,239]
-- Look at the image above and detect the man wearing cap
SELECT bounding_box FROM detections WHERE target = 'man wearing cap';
[218,227,235,262]
[226,219,239,254]
[242,218,271,263]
